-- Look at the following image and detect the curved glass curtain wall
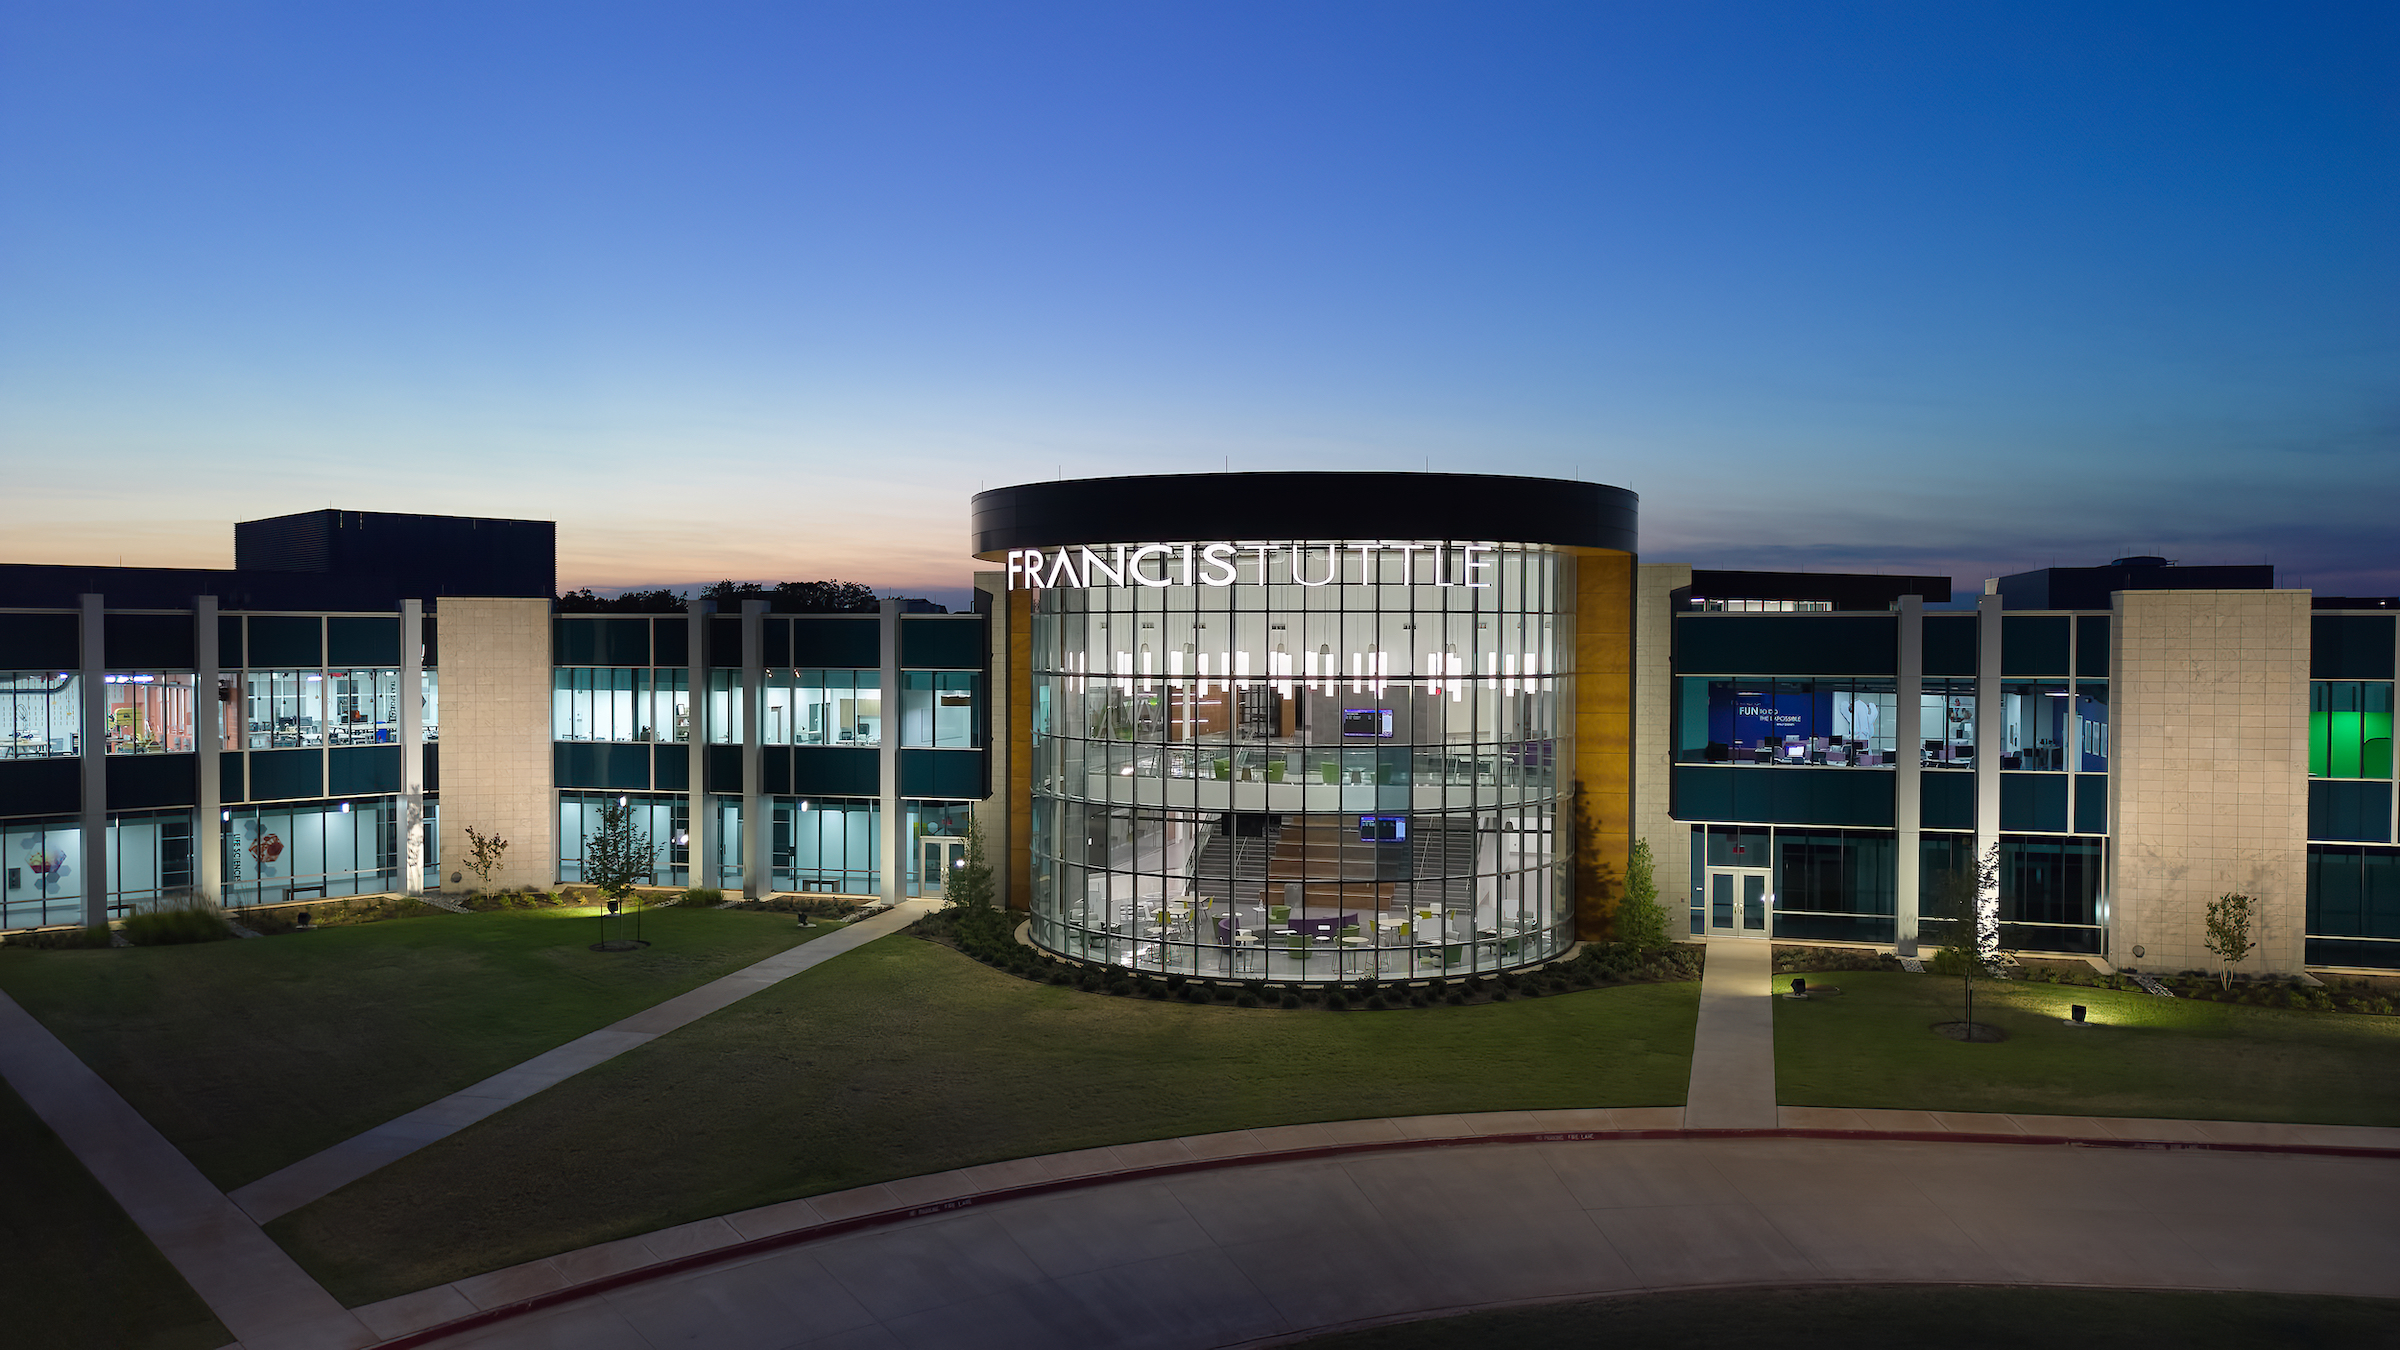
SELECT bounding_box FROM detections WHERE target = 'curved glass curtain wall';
[1028,540,1569,982]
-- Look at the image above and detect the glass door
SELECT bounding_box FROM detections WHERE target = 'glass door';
[921,836,966,897]
[1706,867,1770,936]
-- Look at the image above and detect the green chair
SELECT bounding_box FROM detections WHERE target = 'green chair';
[1269,905,1290,924]
[1214,758,1231,780]
[1321,761,1341,784]
[1265,760,1286,783]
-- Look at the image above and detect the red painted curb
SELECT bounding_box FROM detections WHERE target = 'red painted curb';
[366,1126,2400,1347]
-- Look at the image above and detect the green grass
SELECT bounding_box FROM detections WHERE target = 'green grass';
[0,905,827,1189]
[1288,1286,2400,1350]
[0,1078,230,1350]
[1778,970,2400,1125]
[271,935,1701,1305]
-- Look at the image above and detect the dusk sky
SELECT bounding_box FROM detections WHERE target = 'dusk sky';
[4,2,2393,610]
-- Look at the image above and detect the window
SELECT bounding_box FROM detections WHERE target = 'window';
[1675,677,1898,767]
[223,799,401,906]
[323,670,400,745]
[1687,598,1832,612]
[774,797,880,893]
[2312,681,2394,779]
[245,670,322,748]
[772,669,880,746]
[1921,679,1976,768]
[2076,682,2108,772]
[900,671,980,747]
[1,671,81,758]
[100,673,196,754]
[559,793,685,886]
[1,818,82,926]
[553,669,688,743]
[1996,682,2068,771]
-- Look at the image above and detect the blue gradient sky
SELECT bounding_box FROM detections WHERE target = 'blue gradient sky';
[3,1,2393,608]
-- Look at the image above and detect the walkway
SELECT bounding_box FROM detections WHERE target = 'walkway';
[0,992,377,1350]
[0,899,936,1350]
[233,899,939,1223]
[1684,937,1775,1128]
[382,1127,2400,1350]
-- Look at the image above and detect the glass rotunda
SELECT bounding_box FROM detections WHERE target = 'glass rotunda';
[974,472,1639,984]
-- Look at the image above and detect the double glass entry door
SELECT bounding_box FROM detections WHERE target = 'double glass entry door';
[921,837,966,898]
[1706,868,1769,935]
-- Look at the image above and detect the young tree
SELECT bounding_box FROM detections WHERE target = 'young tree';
[1618,837,1671,952]
[1929,843,2001,1035]
[1568,781,1624,941]
[582,799,658,903]
[2204,892,2257,990]
[461,827,509,892]
[944,815,996,912]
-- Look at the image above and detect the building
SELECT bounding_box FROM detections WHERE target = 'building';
[5,482,2393,979]
[967,471,1638,983]
[0,511,989,930]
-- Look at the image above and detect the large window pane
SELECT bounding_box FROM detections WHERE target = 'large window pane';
[1675,677,1897,766]
[2,671,81,758]
[2312,681,2395,779]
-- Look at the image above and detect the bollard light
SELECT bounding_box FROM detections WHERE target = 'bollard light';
[1792,977,1806,996]
[607,899,621,916]
[2071,1004,2087,1023]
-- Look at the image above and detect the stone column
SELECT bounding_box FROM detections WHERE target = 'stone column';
[972,573,1011,911]
[1631,563,1693,932]
[1974,587,2003,924]
[686,600,710,891]
[740,599,766,897]
[880,597,904,906]
[1894,593,1924,953]
[432,598,555,894]
[398,598,425,895]
[194,596,222,906]
[78,594,109,928]
[2108,589,2310,972]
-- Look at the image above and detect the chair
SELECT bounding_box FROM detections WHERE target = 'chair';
[1269,905,1290,925]
[1265,760,1286,783]
[1322,761,1341,784]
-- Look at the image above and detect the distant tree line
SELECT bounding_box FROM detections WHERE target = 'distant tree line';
[555,580,881,614]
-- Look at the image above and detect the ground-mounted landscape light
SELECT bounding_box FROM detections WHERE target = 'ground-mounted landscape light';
[2064,1003,2092,1028]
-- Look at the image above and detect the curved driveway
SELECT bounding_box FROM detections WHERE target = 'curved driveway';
[414,1135,2400,1350]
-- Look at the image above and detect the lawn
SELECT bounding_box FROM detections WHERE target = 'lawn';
[1289,1286,2400,1350]
[0,905,828,1189]
[271,934,1701,1305]
[0,1079,230,1350]
[1777,970,2400,1125]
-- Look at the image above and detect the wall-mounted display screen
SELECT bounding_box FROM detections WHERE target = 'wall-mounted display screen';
[1358,815,1406,842]
[1342,708,1393,737]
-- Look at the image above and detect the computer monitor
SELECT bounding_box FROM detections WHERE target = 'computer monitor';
[1783,743,1807,760]
[1341,708,1394,737]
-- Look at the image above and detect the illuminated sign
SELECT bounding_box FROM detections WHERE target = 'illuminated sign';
[1003,542,1495,591]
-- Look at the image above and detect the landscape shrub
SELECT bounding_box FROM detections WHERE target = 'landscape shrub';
[2,925,113,950]
[679,887,724,908]
[121,906,233,946]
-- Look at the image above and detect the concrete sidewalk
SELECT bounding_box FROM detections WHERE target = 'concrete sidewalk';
[0,992,377,1350]
[1684,937,1776,1128]
[388,1130,2400,1350]
[232,898,939,1223]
